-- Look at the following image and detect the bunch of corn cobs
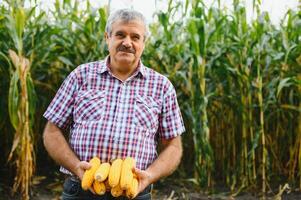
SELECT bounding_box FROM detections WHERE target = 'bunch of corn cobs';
[81,157,138,199]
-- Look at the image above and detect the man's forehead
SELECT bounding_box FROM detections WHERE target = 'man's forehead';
[111,19,145,33]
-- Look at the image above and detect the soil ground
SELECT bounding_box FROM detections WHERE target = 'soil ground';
[1,175,301,200]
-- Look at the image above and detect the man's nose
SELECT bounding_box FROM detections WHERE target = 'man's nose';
[122,36,132,47]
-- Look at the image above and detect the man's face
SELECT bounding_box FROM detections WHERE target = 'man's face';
[105,19,146,68]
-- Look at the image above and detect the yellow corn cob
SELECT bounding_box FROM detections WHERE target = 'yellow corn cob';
[81,157,101,190]
[93,181,106,195]
[126,177,139,199]
[111,184,124,197]
[94,162,111,182]
[108,158,123,187]
[120,157,136,190]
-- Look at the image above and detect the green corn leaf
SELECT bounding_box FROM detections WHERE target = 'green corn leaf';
[58,56,74,66]
[98,8,107,32]
[27,75,36,123]
[8,71,19,130]
[277,77,294,97]
[15,8,25,39]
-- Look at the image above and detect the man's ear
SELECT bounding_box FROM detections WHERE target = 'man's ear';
[104,32,109,44]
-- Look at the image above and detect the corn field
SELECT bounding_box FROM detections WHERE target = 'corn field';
[0,0,300,199]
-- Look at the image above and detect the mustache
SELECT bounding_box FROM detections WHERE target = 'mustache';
[117,45,135,54]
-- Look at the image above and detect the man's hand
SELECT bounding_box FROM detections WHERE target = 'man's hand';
[74,161,91,180]
[74,161,96,194]
[133,167,153,193]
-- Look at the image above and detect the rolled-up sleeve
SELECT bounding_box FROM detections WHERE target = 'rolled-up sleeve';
[43,70,78,130]
[158,84,185,139]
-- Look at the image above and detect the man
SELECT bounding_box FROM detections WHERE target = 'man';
[43,9,185,200]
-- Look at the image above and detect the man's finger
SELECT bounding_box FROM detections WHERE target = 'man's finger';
[133,167,143,174]
[76,161,92,180]
[80,161,92,170]
[132,167,142,179]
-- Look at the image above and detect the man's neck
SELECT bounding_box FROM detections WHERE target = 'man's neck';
[109,60,139,82]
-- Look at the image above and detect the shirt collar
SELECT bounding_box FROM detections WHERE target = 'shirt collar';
[97,56,109,74]
[98,56,147,78]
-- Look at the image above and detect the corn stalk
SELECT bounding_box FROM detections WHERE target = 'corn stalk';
[186,0,229,187]
[290,73,301,189]
[5,7,36,200]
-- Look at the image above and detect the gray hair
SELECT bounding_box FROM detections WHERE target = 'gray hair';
[105,9,150,40]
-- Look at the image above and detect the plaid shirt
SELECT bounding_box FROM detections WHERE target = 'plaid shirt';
[44,57,185,173]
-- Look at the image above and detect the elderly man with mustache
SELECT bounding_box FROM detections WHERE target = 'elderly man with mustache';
[43,9,185,200]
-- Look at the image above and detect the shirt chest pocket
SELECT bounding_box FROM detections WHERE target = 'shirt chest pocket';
[134,95,160,131]
[74,90,106,123]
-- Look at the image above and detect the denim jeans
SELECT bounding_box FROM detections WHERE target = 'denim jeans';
[62,177,152,200]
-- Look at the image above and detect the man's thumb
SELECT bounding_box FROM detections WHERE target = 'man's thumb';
[133,167,143,177]
[81,161,92,170]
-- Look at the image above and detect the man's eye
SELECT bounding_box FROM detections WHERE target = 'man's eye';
[116,33,124,37]
[132,36,140,41]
